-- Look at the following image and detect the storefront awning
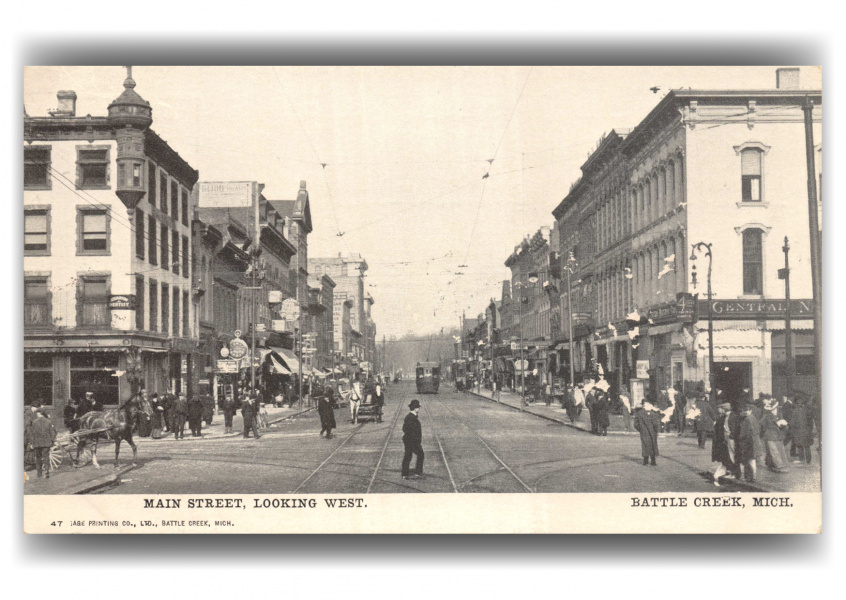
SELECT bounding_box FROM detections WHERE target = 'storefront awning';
[270,355,292,375]
[274,348,300,373]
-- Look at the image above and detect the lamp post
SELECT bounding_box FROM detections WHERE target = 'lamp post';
[690,242,714,402]
[564,253,577,388]
[781,236,794,398]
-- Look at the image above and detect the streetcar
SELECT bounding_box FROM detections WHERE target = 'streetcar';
[415,362,440,394]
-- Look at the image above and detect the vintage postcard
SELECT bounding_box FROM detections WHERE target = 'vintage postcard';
[23,66,822,533]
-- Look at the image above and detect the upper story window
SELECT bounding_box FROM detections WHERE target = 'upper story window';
[77,208,110,255]
[181,189,189,226]
[160,223,170,270]
[135,209,145,260]
[24,276,51,328]
[76,146,110,189]
[741,149,763,202]
[171,181,179,221]
[159,171,168,213]
[77,275,110,327]
[24,146,52,190]
[742,228,764,295]
[25,208,50,255]
[147,160,157,205]
[148,214,157,266]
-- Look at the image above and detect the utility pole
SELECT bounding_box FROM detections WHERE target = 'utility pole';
[780,237,794,398]
[250,183,264,397]
[802,97,822,402]
[566,252,576,387]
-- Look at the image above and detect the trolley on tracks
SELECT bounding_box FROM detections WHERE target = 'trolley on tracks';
[416,362,440,394]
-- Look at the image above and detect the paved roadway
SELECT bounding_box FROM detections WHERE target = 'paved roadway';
[100,382,820,495]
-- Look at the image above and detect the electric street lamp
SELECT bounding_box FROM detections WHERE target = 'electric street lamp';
[690,242,715,402]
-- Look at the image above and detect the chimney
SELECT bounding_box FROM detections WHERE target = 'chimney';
[776,68,800,90]
[49,90,77,117]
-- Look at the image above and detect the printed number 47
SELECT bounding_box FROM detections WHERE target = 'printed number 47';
[51,521,62,527]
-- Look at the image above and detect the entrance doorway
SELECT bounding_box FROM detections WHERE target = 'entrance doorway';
[713,361,752,405]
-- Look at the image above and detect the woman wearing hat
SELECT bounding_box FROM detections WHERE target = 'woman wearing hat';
[760,396,789,473]
[401,399,424,480]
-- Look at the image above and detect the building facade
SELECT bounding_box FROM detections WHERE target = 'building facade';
[24,73,198,422]
[549,72,821,401]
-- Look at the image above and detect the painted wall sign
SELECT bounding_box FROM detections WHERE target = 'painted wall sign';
[699,299,814,319]
[198,181,254,208]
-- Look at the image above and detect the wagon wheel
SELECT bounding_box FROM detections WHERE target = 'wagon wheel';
[49,443,67,471]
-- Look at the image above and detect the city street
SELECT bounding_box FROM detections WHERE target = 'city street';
[31,382,815,496]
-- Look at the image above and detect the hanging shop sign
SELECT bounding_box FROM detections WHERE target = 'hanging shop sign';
[216,359,239,374]
[636,360,650,379]
[646,293,697,325]
[108,294,136,310]
[698,299,814,320]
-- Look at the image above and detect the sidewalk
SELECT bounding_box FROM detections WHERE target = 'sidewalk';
[468,387,821,492]
[24,403,315,495]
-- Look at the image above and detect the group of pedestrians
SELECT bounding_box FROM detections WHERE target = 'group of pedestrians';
[147,390,205,440]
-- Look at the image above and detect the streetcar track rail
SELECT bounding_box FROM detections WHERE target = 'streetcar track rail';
[365,398,405,493]
[421,399,458,493]
[290,423,366,493]
[431,394,534,493]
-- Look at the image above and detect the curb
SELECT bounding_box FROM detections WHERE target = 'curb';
[468,391,692,439]
[61,465,135,495]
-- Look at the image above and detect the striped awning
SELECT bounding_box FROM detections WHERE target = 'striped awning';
[270,355,291,375]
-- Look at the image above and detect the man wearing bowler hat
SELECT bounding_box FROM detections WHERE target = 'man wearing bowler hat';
[401,399,424,480]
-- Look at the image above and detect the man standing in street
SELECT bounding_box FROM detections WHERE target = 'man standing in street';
[29,410,57,479]
[242,393,261,439]
[222,393,237,434]
[634,400,661,466]
[172,392,188,440]
[401,399,424,480]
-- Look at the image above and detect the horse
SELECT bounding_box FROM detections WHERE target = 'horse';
[75,395,152,469]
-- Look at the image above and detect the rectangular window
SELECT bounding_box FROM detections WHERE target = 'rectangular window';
[159,171,168,213]
[182,235,189,278]
[135,274,145,331]
[183,289,190,338]
[24,276,51,328]
[76,147,110,188]
[161,283,170,336]
[172,230,181,276]
[181,189,189,226]
[149,279,158,332]
[148,214,157,265]
[78,275,110,327]
[173,287,180,338]
[24,146,51,189]
[741,149,762,202]
[161,224,169,270]
[742,229,764,295]
[171,180,179,220]
[135,209,145,259]
[70,353,119,407]
[24,208,50,255]
[77,209,110,255]
[147,160,157,205]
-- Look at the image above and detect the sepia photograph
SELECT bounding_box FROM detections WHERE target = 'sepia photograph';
[21,65,822,533]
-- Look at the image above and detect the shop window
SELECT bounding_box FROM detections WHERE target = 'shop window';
[147,214,157,265]
[147,160,157,205]
[70,353,120,406]
[76,147,110,189]
[25,208,50,255]
[24,276,51,328]
[149,279,158,332]
[135,208,145,259]
[77,275,110,327]
[742,229,764,295]
[24,146,51,189]
[24,354,53,407]
[135,275,145,330]
[162,283,170,336]
[77,208,110,255]
[161,223,169,270]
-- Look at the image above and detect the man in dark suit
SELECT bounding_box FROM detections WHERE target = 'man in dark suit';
[29,410,57,479]
[63,399,81,433]
[242,394,261,439]
[401,399,424,480]
[172,393,189,440]
[78,391,102,417]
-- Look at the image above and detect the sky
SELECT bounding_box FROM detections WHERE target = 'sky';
[23,66,822,339]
